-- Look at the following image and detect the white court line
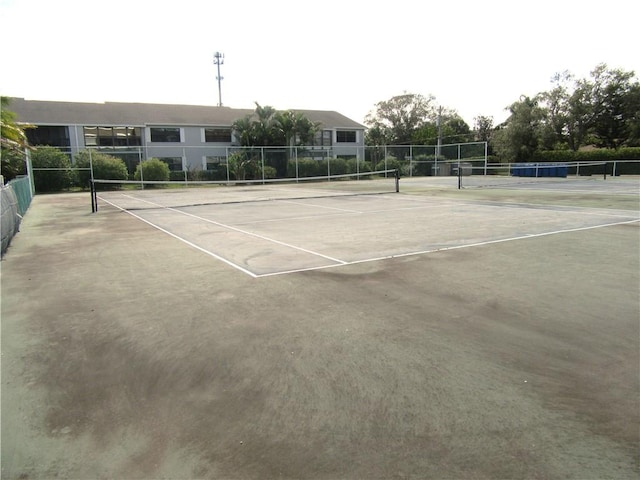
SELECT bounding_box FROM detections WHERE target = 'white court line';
[277,199,363,213]
[172,208,347,264]
[255,218,640,278]
[105,193,347,265]
[97,196,258,278]
[99,194,638,279]
[392,193,640,218]
[232,202,441,227]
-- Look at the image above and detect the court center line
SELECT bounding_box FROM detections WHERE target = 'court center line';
[117,194,348,265]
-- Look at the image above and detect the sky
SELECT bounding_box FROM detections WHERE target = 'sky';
[1,0,638,128]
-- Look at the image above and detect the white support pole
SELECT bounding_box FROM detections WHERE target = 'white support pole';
[25,148,35,196]
[138,148,144,188]
[409,145,413,177]
[225,147,230,184]
[484,142,488,176]
[89,149,94,185]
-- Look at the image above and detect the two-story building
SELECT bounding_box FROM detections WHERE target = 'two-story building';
[10,98,366,174]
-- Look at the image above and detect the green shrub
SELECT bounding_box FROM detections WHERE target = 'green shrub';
[530,147,640,174]
[74,150,128,187]
[346,158,371,174]
[134,158,170,182]
[289,158,320,178]
[201,165,228,181]
[31,146,73,192]
[169,170,187,181]
[1,148,27,183]
[532,147,640,163]
[327,158,347,175]
[376,156,399,170]
[262,165,277,179]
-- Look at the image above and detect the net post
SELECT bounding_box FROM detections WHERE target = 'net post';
[395,169,400,193]
[457,162,462,189]
[90,180,97,213]
[603,162,607,180]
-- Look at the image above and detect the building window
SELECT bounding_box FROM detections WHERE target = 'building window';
[159,157,183,171]
[336,130,357,143]
[312,130,332,146]
[84,126,141,148]
[204,128,232,143]
[205,156,226,170]
[26,125,70,149]
[150,127,181,143]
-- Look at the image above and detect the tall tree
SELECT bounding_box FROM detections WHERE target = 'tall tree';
[537,71,573,150]
[273,110,319,147]
[1,97,28,150]
[589,64,640,148]
[492,96,545,162]
[564,78,595,151]
[1,96,32,182]
[473,115,494,143]
[364,93,437,145]
[412,111,471,145]
[252,103,278,145]
[231,104,320,177]
[535,64,640,151]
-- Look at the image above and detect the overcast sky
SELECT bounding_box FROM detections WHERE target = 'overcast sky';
[2,0,638,127]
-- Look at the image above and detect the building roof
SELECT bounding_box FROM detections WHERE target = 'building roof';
[9,98,365,129]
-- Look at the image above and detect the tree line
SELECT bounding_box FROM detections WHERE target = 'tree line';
[365,63,640,162]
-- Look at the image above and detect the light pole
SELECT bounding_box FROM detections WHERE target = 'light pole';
[213,51,224,107]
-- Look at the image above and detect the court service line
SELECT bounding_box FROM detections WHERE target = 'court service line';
[115,194,348,265]
[277,199,363,213]
[254,218,640,278]
[97,196,259,278]
[232,202,443,227]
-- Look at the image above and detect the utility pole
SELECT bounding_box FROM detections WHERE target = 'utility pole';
[213,51,224,106]
[436,105,443,158]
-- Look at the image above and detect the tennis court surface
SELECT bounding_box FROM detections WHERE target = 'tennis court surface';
[2,175,639,479]
[93,175,639,277]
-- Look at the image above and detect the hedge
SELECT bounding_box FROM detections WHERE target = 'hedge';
[531,148,640,174]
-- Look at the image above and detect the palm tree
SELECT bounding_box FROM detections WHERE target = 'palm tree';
[253,103,278,145]
[231,104,321,177]
[1,97,33,182]
[1,97,29,150]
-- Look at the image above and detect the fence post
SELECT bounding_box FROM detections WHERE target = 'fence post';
[484,142,488,176]
[89,149,94,185]
[225,147,230,184]
[25,148,35,196]
[138,148,144,188]
[409,145,413,177]
[90,180,96,213]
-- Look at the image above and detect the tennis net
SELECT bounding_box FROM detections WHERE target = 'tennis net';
[91,169,399,212]
[454,162,608,189]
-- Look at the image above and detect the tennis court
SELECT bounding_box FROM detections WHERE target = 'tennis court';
[2,175,639,479]
[92,175,639,278]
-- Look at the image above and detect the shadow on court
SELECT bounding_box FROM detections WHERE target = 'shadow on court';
[2,187,639,479]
